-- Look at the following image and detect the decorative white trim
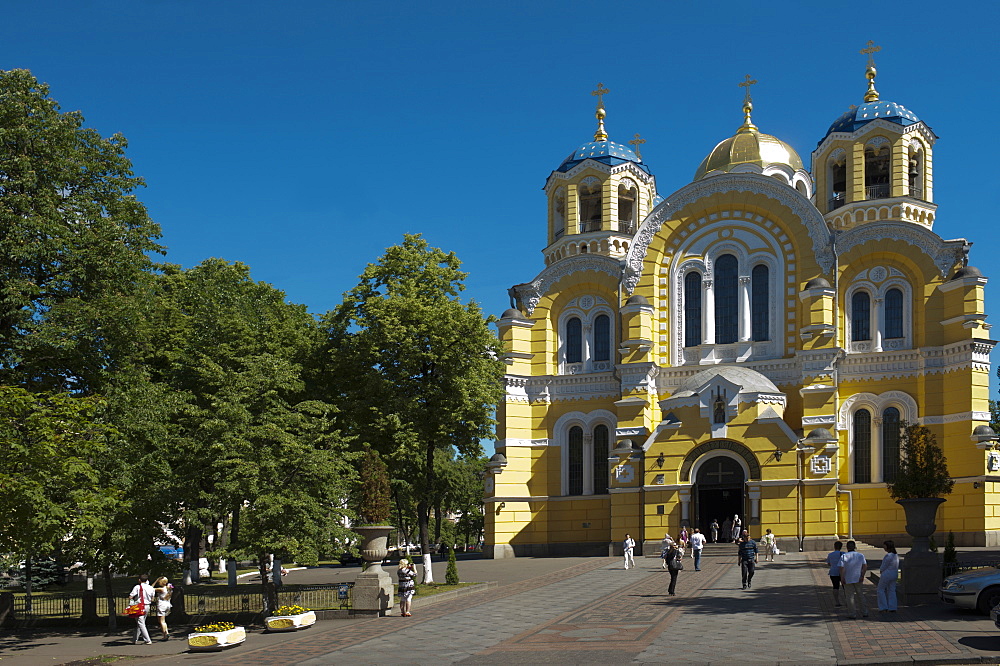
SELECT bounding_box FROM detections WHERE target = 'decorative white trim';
[497,438,552,448]
[802,414,836,427]
[624,173,834,294]
[553,410,617,496]
[919,411,991,425]
[837,222,964,278]
[512,255,622,315]
[487,494,612,503]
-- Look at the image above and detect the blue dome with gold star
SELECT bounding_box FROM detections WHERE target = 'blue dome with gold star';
[556,140,649,174]
[825,100,920,138]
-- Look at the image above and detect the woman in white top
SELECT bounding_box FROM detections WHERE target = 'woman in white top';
[877,540,899,612]
[761,529,777,562]
[153,576,173,640]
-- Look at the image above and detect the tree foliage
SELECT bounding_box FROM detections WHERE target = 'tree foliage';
[887,423,955,499]
[0,69,162,392]
[321,234,504,580]
[358,445,391,524]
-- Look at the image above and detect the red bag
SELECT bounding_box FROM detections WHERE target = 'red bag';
[124,583,147,617]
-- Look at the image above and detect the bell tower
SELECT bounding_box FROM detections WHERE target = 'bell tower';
[542,84,658,267]
[813,42,938,231]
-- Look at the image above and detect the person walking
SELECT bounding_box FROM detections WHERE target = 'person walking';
[737,529,758,589]
[710,519,719,543]
[128,574,155,645]
[689,527,706,571]
[826,541,845,606]
[840,540,869,619]
[397,558,417,616]
[664,539,682,596]
[761,528,777,562]
[679,526,689,552]
[152,577,173,640]
[721,517,733,543]
[730,515,742,543]
[623,533,636,570]
[877,540,899,613]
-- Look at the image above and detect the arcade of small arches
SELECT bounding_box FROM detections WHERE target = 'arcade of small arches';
[545,237,632,266]
[823,136,929,215]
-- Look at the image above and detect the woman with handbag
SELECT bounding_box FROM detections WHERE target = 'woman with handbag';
[665,541,682,596]
[127,574,155,645]
[397,558,417,617]
[153,577,173,640]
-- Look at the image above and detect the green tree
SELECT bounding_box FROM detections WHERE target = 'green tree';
[141,260,354,611]
[445,546,459,585]
[0,387,113,609]
[321,235,505,582]
[887,423,955,499]
[0,69,163,392]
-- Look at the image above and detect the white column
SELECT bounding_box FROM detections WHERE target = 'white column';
[679,487,692,522]
[873,297,883,352]
[583,322,593,371]
[738,275,751,342]
[872,415,883,482]
[702,279,715,345]
[583,432,594,495]
[748,487,761,522]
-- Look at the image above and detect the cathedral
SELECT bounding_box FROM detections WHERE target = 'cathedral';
[484,47,996,557]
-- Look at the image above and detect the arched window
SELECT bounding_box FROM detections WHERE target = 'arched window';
[714,254,738,344]
[751,264,769,341]
[829,153,847,211]
[566,317,582,364]
[618,182,637,233]
[853,409,872,483]
[865,142,890,200]
[553,188,566,238]
[908,150,923,199]
[568,426,584,495]
[579,181,602,232]
[885,288,903,339]
[882,407,901,483]
[593,424,609,494]
[684,272,702,347]
[851,292,871,342]
[594,314,610,362]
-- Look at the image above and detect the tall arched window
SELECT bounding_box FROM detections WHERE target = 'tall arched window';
[578,181,602,232]
[830,155,847,211]
[751,264,769,341]
[853,409,872,483]
[851,292,871,342]
[618,182,637,233]
[553,188,566,238]
[885,288,903,339]
[593,314,610,362]
[568,426,584,495]
[566,317,582,364]
[684,272,702,347]
[865,142,890,199]
[882,407,901,482]
[715,254,738,344]
[593,425,609,494]
[908,150,923,199]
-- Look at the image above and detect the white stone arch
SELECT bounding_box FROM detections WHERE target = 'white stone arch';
[554,300,615,375]
[839,390,918,483]
[845,280,877,353]
[553,409,617,496]
[690,449,751,487]
[877,277,913,351]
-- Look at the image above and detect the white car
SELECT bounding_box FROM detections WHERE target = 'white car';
[940,567,1000,614]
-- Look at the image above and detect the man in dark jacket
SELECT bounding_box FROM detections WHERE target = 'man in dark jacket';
[737,529,758,589]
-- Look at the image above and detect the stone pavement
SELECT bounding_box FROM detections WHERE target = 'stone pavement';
[4,547,1000,665]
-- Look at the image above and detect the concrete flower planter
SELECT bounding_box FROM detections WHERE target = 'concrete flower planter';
[186,626,247,651]
[264,610,316,632]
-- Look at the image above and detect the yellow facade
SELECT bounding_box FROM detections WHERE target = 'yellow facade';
[485,67,995,558]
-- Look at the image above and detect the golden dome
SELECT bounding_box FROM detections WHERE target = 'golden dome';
[694,127,804,180]
[694,78,803,181]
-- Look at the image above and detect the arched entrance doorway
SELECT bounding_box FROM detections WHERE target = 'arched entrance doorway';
[694,455,746,541]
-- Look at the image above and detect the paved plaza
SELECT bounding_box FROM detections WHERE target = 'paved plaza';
[4,546,1000,665]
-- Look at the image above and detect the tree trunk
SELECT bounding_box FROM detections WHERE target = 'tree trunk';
[417,500,434,583]
[23,557,32,613]
[103,563,117,633]
[182,524,202,585]
[434,503,442,543]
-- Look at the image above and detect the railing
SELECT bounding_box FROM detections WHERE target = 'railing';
[865,183,890,199]
[579,220,602,233]
[943,560,1000,578]
[909,185,923,200]
[616,220,635,234]
[828,193,846,211]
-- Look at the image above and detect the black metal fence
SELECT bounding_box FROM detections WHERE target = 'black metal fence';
[3,582,354,623]
[943,560,1000,578]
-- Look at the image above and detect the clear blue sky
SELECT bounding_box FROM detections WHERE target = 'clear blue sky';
[2,1,997,397]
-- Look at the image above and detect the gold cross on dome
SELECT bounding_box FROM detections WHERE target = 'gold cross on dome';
[628,133,645,159]
[738,74,757,105]
[592,82,609,107]
[860,40,881,68]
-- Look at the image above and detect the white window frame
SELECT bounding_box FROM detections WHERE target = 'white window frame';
[557,303,615,375]
[554,410,617,496]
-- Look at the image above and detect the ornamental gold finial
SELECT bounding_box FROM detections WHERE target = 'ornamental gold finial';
[592,82,609,141]
[860,40,881,102]
[628,133,645,159]
[737,74,758,133]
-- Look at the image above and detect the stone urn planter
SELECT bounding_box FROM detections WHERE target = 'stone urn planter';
[898,497,947,603]
[186,625,246,651]
[264,609,316,632]
[353,525,394,615]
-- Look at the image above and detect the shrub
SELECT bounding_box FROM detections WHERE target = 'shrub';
[887,423,954,499]
[358,445,391,525]
[445,546,459,585]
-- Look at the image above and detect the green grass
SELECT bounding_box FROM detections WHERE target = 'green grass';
[413,582,476,598]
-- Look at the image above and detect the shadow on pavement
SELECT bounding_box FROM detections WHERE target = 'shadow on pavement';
[958,635,1000,651]
[625,582,829,627]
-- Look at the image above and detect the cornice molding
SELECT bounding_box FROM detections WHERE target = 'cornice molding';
[512,254,622,315]
[837,222,964,278]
